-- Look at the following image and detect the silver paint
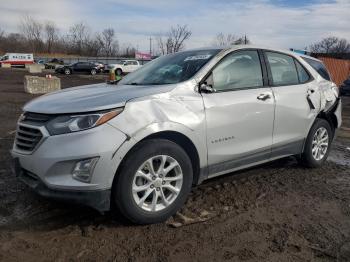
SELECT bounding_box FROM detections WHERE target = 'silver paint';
[13,45,342,211]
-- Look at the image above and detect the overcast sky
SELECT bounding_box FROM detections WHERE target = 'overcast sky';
[0,0,349,53]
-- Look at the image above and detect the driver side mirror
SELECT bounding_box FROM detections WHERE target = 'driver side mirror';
[199,73,216,93]
[200,83,216,93]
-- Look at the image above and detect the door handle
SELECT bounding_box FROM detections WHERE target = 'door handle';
[257,93,271,101]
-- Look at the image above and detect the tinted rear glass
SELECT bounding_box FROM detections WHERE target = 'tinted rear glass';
[302,57,331,81]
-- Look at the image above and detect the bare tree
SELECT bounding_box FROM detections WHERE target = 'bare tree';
[213,33,250,46]
[234,35,251,45]
[119,43,136,57]
[98,28,118,57]
[20,15,43,52]
[68,22,90,55]
[309,36,350,54]
[85,34,103,57]
[1,33,27,52]
[0,27,4,39]
[157,25,192,55]
[44,21,59,53]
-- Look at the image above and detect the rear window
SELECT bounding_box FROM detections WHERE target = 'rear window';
[302,57,331,81]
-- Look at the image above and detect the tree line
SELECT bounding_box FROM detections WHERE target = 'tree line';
[0,15,349,57]
[0,15,132,57]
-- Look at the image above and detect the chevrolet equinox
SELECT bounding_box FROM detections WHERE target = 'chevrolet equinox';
[12,46,342,224]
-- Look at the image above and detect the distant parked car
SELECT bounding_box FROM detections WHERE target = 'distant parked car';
[55,62,100,75]
[45,58,64,69]
[107,60,142,75]
[340,77,350,96]
[93,61,105,72]
[35,60,45,65]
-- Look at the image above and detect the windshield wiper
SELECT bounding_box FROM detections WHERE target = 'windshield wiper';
[126,82,167,86]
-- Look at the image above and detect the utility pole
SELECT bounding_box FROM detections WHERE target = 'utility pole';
[149,36,152,56]
[244,35,247,45]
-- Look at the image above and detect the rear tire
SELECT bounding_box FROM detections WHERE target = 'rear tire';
[113,139,193,224]
[64,68,71,75]
[300,118,333,168]
[90,68,97,75]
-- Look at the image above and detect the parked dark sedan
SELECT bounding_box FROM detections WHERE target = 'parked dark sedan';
[55,62,100,75]
[340,77,350,96]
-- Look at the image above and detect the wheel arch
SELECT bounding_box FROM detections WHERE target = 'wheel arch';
[316,111,338,133]
[115,67,123,74]
[302,106,339,154]
[112,130,202,194]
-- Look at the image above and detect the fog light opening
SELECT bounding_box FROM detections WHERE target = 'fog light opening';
[72,157,99,183]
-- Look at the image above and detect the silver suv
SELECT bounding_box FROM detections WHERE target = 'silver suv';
[12,46,342,224]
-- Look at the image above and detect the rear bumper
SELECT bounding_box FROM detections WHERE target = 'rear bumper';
[13,159,111,212]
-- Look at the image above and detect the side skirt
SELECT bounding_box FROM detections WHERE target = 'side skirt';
[198,139,304,183]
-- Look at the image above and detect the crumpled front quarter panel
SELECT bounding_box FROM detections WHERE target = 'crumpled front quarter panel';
[108,83,208,168]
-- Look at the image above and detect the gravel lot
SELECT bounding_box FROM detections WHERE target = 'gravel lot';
[0,68,349,261]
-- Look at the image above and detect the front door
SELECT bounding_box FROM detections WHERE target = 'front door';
[201,50,275,177]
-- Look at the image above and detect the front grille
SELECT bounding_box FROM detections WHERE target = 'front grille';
[14,112,53,152]
[22,112,53,124]
[15,125,43,152]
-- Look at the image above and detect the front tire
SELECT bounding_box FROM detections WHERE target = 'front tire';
[90,68,97,75]
[301,118,333,168]
[113,139,193,224]
[64,68,71,75]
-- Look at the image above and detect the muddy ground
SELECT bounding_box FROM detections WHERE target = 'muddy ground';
[0,68,350,261]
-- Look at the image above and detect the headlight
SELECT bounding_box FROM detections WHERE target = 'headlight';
[46,108,123,135]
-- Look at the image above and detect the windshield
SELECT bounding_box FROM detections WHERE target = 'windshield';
[119,49,221,85]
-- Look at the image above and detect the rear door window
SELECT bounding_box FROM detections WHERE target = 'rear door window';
[302,57,331,81]
[265,52,299,86]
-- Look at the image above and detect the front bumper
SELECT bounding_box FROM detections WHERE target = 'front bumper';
[11,123,127,211]
[13,158,110,211]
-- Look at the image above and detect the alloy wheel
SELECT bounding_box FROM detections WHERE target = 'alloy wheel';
[312,127,329,161]
[132,155,183,212]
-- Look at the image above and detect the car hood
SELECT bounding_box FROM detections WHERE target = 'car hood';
[23,83,175,114]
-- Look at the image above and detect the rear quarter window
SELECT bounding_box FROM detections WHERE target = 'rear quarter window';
[302,57,331,81]
[295,60,311,84]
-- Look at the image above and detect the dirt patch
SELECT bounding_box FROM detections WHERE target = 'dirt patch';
[0,68,350,261]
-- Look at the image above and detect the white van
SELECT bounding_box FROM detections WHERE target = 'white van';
[0,53,34,67]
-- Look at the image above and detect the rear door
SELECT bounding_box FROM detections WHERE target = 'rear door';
[201,49,275,177]
[130,61,140,71]
[73,62,83,72]
[263,51,319,157]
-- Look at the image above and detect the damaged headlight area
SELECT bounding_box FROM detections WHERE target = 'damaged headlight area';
[46,108,123,135]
